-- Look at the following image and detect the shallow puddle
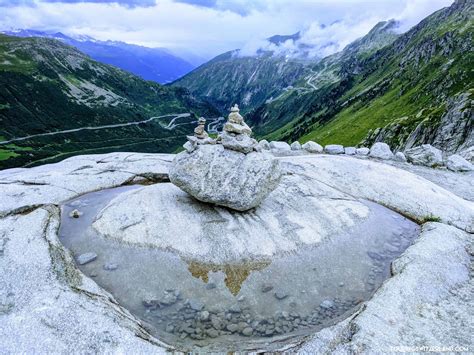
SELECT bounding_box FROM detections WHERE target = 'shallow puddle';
[59,185,420,352]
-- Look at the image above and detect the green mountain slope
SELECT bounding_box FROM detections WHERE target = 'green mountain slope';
[0,34,219,169]
[172,50,309,114]
[249,0,473,153]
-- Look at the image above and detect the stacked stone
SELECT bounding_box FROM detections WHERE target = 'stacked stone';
[169,104,281,211]
[183,117,216,153]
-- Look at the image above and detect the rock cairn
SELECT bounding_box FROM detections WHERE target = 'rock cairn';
[169,105,281,211]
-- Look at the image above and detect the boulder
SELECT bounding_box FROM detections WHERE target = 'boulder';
[224,121,252,135]
[446,154,474,172]
[169,144,282,211]
[356,147,370,156]
[257,140,270,151]
[405,144,443,167]
[269,141,291,151]
[302,141,323,153]
[344,147,356,155]
[220,132,257,154]
[324,144,344,155]
[290,141,302,150]
[369,142,394,160]
[394,152,407,162]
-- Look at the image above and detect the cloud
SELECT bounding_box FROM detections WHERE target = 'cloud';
[0,0,454,59]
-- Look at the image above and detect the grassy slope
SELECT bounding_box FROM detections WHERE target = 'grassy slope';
[0,35,218,168]
[253,0,473,147]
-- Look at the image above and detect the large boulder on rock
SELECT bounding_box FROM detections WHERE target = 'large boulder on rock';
[446,154,474,172]
[356,147,370,156]
[169,145,281,211]
[290,141,302,150]
[405,144,443,167]
[369,142,394,160]
[302,141,323,153]
[220,131,257,154]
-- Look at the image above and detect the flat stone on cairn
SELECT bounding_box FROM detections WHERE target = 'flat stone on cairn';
[169,104,282,211]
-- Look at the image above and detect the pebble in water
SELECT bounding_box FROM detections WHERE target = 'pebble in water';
[77,252,97,265]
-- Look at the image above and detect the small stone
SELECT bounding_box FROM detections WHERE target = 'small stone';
[274,292,289,300]
[257,140,270,150]
[206,329,219,338]
[344,147,356,155]
[302,141,323,153]
[261,284,273,293]
[324,144,344,154]
[69,209,83,218]
[198,311,210,321]
[290,141,302,150]
[356,147,370,156]
[242,327,253,336]
[77,252,97,265]
[237,295,246,302]
[103,263,118,271]
[394,152,407,162]
[320,300,334,309]
[189,299,204,311]
[338,282,345,287]
[183,140,196,153]
[269,141,291,151]
[165,324,174,333]
[226,323,239,333]
[206,282,217,290]
[229,304,241,313]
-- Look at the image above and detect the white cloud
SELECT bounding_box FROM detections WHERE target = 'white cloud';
[0,0,454,59]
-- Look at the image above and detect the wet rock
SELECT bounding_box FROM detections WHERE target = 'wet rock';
[290,141,302,150]
[206,282,217,290]
[274,292,289,300]
[344,147,356,155]
[356,147,370,156]
[242,327,253,336]
[324,144,344,155]
[229,304,241,313]
[302,141,323,153]
[165,324,174,333]
[206,329,219,338]
[103,263,118,271]
[169,145,282,211]
[320,300,335,309]
[405,144,443,167]
[261,284,274,293]
[161,290,179,306]
[394,152,407,162]
[77,252,97,265]
[446,154,473,172]
[226,323,239,333]
[69,209,83,218]
[198,311,210,321]
[369,142,394,160]
[189,299,204,311]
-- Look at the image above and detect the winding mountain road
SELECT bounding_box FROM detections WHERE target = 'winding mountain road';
[0,113,191,145]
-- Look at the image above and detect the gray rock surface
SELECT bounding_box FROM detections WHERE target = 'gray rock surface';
[405,144,443,167]
[169,144,281,211]
[257,139,270,151]
[302,141,323,153]
[324,145,344,155]
[0,151,473,353]
[369,142,394,160]
[459,146,474,163]
[446,154,473,172]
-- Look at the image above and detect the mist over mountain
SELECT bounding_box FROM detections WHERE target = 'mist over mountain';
[2,29,195,83]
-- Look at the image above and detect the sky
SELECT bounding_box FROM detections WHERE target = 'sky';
[0,0,454,60]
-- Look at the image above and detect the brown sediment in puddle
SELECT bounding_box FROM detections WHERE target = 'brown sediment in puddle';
[187,260,271,295]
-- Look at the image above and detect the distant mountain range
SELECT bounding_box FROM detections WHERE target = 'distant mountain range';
[1,29,197,83]
[174,0,473,154]
[0,34,218,168]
